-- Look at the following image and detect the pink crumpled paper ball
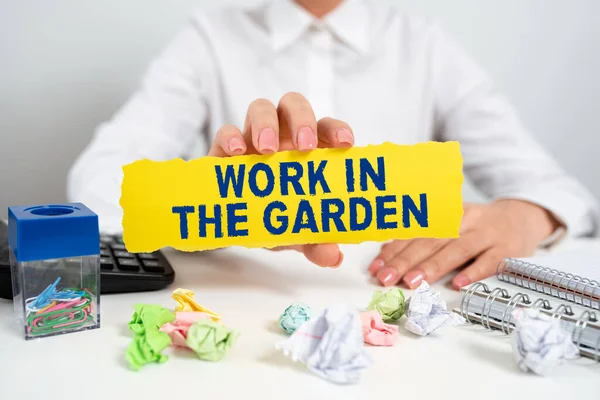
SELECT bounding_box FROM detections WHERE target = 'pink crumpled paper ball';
[159,312,211,347]
[359,310,399,346]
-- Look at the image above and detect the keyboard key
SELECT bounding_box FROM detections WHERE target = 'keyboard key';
[100,243,107,250]
[100,249,111,257]
[138,253,158,260]
[115,237,125,245]
[142,260,165,273]
[100,235,113,244]
[111,244,126,251]
[117,258,140,271]
[114,250,134,259]
[100,257,114,271]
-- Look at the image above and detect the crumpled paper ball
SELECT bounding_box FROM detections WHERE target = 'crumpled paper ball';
[511,308,579,376]
[279,303,313,334]
[404,281,465,336]
[125,304,175,371]
[186,319,240,361]
[125,329,172,371]
[171,288,221,321]
[159,311,211,347]
[366,288,405,322]
[276,304,372,385]
[359,310,399,346]
[128,304,175,335]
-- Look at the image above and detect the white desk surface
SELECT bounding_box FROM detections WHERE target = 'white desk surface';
[1,239,599,400]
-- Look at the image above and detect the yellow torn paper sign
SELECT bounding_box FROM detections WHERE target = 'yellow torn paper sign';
[171,288,221,321]
[121,141,464,253]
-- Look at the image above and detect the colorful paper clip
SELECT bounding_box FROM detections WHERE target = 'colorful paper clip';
[24,277,93,336]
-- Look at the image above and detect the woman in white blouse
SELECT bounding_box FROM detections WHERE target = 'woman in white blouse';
[67,0,599,290]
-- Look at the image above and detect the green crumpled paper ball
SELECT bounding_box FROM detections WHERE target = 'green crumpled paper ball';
[128,304,175,335]
[279,303,312,334]
[186,319,240,361]
[125,304,175,371]
[366,288,405,322]
[125,330,172,371]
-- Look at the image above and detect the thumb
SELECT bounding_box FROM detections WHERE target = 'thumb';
[270,244,343,268]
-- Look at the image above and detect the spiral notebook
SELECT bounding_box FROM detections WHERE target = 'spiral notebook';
[452,249,600,361]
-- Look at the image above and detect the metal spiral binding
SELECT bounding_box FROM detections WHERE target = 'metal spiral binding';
[582,278,596,307]
[563,273,575,297]
[551,304,575,320]
[459,282,490,323]
[552,271,567,297]
[512,260,527,284]
[530,298,552,311]
[570,274,583,295]
[481,288,510,329]
[531,264,546,291]
[542,268,560,295]
[460,280,600,361]
[583,281,600,305]
[500,293,531,334]
[496,258,600,310]
[573,311,598,349]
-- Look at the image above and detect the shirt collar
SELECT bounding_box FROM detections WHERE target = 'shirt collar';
[266,0,370,54]
[324,0,370,54]
[266,0,314,52]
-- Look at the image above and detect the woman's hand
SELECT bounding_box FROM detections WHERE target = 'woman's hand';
[368,200,562,289]
[209,92,354,267]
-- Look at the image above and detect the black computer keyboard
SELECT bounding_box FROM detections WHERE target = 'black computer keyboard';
[0,220,175,300]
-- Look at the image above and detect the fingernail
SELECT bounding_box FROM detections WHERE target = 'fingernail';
[332,252,344,268]
[297,127,317,150]
[258,128,277,152]
[403,268,425,289]
[452,275,471,290]
[376,267,400,287]
[336,128,353,146]
[368,259,385,275]
[229,137,244,152]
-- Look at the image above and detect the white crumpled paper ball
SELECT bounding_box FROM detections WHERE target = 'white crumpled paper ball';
[404,281,465,336]
[510,308,579,376]
[276,304,372,384]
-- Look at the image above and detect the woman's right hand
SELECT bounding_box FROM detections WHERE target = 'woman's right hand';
[209,92,355,268]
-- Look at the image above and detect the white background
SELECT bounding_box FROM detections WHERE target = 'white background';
[1,0,599,218]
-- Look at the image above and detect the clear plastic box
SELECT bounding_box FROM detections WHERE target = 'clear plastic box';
[8,203,101,340]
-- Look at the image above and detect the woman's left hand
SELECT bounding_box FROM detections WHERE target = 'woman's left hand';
[367,199,562,290]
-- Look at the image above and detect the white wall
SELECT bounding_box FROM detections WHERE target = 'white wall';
[1,0,599,219]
